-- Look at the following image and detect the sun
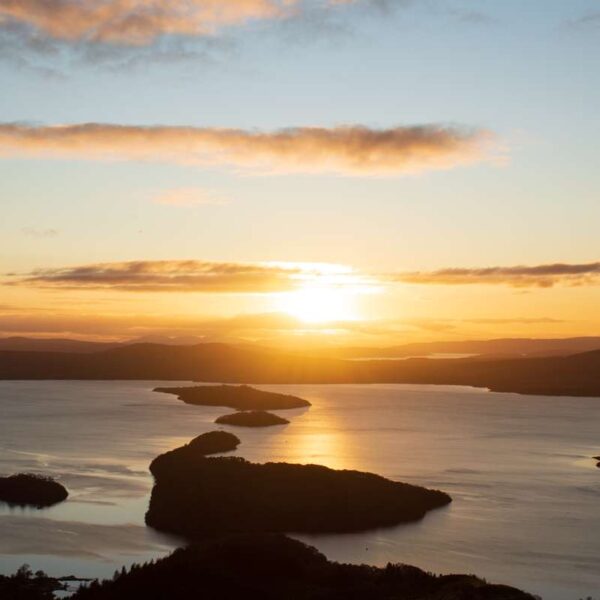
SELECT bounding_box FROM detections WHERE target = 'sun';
[276,284,358,324]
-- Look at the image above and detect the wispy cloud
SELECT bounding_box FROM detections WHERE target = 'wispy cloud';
[153,187,228,207]
[10,259,600,293]
[6,259,361,293]
[565,12,600,30]
[0,309,375,342]
[21,227,59,238]
[461,317,564,325]
[446,8,497,26]
[0,0,362,46]
[391,262,600,288]
[0,122,497,175]
[0,309,574,345]
[8,260,302,293]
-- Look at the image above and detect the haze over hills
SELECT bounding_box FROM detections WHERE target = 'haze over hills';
[0,335,206,353]
[2,335,600,358]
[1,342,599,398]
[319,337,600,359]
[0,337,120,354]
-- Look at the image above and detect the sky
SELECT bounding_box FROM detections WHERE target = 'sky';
[1,0,599,346]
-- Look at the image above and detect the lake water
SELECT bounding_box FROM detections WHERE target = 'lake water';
[0,380,599,599]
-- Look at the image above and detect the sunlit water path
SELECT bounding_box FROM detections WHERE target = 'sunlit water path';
[0,381,599,599]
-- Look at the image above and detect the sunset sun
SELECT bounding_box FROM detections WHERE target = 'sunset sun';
[277,285,358,324]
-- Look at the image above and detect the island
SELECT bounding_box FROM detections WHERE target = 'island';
[146,437,451,538]
[186,430,241,454]
[0,473,68,508]
[154,384,311,410]
[215,410,290,428]
[70,534,536,600]
[150,431,240,475]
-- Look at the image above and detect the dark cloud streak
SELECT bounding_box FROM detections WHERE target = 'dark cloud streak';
[8,260,307,293]
[392,262,600,288]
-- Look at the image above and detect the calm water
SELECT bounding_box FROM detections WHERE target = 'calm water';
[0,381,599,599]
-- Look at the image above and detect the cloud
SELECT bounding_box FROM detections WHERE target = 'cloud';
[153,187,228,207]
[461,317,565,325]
[0,16,231,73]
[566,12,600,30]
[11,258,600,295]
[7,260,371,297]
[21,227,59,238]
[6,259,354,293]
[392,262,600,288]
[445,7,497,27]
[0,0,361,46]
[0,309,366,341]
[0,122,496,175]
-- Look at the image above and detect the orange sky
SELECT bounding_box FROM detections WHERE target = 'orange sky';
[1,0,599,345]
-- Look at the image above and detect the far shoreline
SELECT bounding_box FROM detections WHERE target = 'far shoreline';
[5,379,600,401]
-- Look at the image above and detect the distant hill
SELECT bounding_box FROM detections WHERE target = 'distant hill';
[0,336,119,353]
[0,343,352,381]
[0,335,207,353]
[322,337,600,359]
[1,342,600,398]
[127,335,207,346]
[2,334,600,360]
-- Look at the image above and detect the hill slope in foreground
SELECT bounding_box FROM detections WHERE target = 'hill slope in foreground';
[0,343,599,397]
[71,534,536,600]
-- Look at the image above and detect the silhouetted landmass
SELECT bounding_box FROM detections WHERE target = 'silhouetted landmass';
[185,431,241,455]
[0,565,66,600]
[146,439,450,537]
[151,432,240,474]
[215,410,289,427]
[71,534,536,600]
[155,384,311,410]
[0,336,119,353]
[3,334,600,359]
[320,336,600,359]
[0,474,68,508]
[0,335,203,353]
[1,343,600,398]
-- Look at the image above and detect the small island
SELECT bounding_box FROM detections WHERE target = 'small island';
[0,473,68,508]
[146,437,451,538]
[186,430,241,454]
[215,410,290,428]
[150,431,240,475]
[154,384,311,411]
[70,534,536,600]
